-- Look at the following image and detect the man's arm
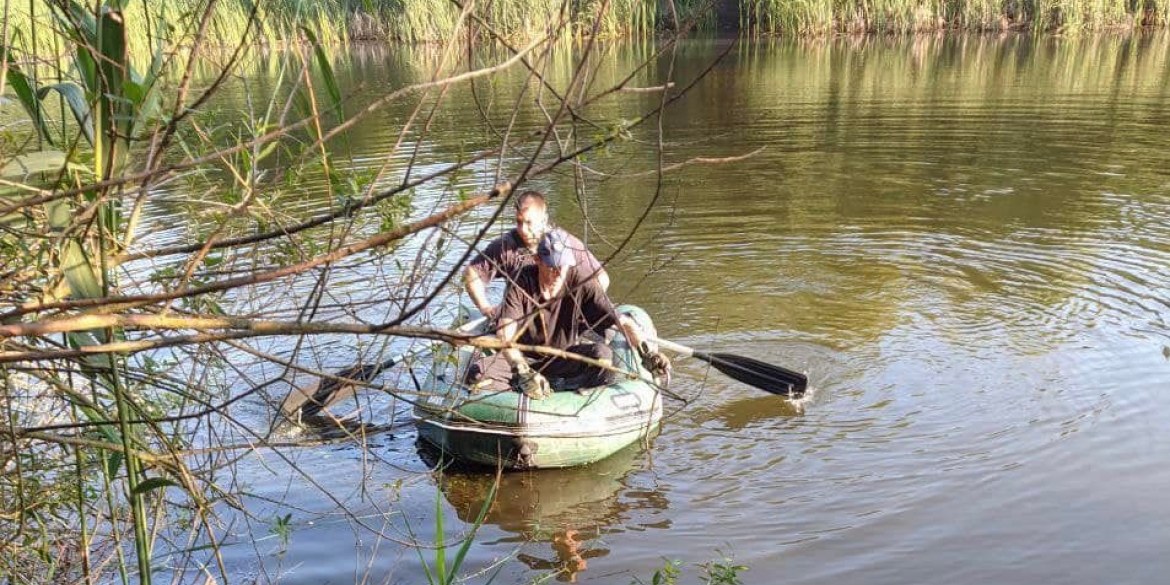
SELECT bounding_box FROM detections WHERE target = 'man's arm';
[497,269,536,372]
[596,266,610,291]
[616,314,647,351]
[566,232,610,291]
[580,281,668,377]
[464,236,508,318]
[617,313,670,379]
[499,314,551,398]
[583,248,609,291]
[497,317,527,370]
[464,266,496,318]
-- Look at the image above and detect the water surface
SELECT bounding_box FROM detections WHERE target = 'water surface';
[177,33,1170,584]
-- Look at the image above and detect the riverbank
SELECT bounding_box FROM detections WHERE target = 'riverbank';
[3,0,1164,59]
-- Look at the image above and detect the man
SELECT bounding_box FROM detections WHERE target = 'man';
[466,229,669,399]
[464,190,609,319]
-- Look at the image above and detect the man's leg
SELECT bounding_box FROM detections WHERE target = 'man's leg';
[537,343,615,389]
[463,352,515,392]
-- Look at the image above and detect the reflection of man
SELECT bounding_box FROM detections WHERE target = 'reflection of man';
[466,230,669,399]
[516,529,599,583]
[464,190,609,319]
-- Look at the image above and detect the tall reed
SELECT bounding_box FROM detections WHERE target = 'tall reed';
[5,0,675,57]
[4,0,1159,54]
[742,0,1155,33]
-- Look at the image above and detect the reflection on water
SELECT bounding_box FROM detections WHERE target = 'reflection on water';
[701,394,806,431]
[424,441,668,582]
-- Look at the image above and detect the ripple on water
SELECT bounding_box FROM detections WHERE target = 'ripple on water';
[135,33,1170,585]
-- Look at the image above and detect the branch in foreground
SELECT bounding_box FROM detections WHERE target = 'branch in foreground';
[2,186,505,320]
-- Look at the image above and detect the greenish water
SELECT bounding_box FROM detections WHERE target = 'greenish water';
[152,33,1170,584]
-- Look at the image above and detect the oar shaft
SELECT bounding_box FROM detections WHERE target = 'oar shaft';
[649,336,695,358]
[648,335,808,397]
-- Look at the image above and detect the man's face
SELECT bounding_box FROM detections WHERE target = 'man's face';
[516,203,549,249]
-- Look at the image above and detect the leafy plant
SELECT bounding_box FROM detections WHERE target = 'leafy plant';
[270,513,294,554]
[650,558,682,585]
[632,551,747,585]
[700,550,747,585]
[412,470,501,585]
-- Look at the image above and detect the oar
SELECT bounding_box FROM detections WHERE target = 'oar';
[650,337,808,398]
[284,316,489,419]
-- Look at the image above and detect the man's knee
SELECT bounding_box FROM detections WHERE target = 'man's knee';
[464,353,513,392]
[576,342,613,362]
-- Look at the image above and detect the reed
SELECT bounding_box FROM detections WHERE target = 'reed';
[4,0,1160,57]
[741,0,1156,34]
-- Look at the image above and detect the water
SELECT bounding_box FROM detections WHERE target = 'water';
[169,33,1170,584]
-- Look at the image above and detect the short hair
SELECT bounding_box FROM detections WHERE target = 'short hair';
[514,190,548,212]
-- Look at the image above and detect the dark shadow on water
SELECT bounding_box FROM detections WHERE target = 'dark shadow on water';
[417,439,670,582]
[295,414,401,442]
[701,394,807,431]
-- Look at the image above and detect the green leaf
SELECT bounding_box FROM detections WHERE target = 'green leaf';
[129,45,166,136]
[409,516,438,585]
[2,44,55,144]
[132,476,179,495]
[50,1,98,93]
[106,451,124,477]
[299,26,344,122]
[448,473,499,581]
[97,7,128,100]
[68,331,116,371]
[256,139,280,163]
[60,238,104,299]
[77,404,119,443]
[37,83,95,145]
[435,488,447,584]
[0,150,69,179]
[290,86,315,124]
[97,6,129,127]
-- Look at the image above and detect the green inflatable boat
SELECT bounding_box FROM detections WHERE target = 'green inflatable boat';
[413,305,664,470]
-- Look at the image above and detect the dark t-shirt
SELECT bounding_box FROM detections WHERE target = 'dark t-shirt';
[467,228,604,288]
[499,265,619,352]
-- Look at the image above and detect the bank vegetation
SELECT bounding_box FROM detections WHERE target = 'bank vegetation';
[3,0,1165,57]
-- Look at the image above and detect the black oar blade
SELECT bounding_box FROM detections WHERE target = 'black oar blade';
[702,352,807,397]
[301,360,394,418]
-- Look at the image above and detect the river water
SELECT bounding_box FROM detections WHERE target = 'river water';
[171,33,1170,584]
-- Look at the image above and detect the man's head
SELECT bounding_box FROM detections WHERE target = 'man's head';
[536,229,575,297]
[514,190,549,249]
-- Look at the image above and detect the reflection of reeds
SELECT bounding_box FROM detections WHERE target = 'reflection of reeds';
[734,31,1170,97]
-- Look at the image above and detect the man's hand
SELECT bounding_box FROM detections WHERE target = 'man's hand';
[639,342,672,384]
[478,305,498,320]
[511,362,552,400]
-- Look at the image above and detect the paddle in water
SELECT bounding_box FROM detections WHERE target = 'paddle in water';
[282,316,489,419]
[651,337,807,397]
